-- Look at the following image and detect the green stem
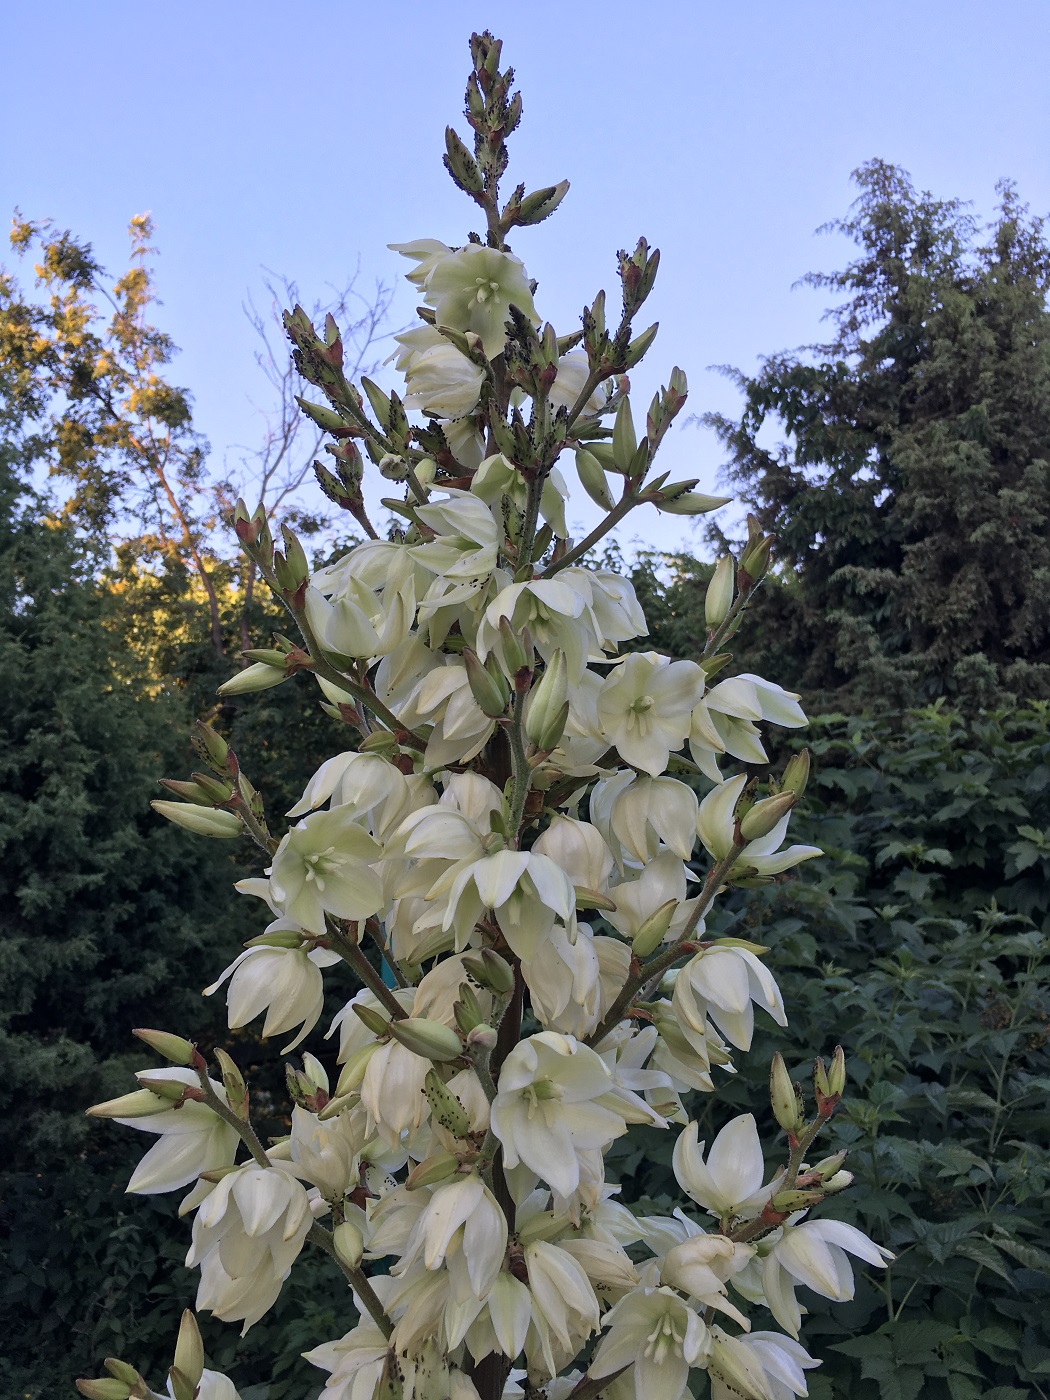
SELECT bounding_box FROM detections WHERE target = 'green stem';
[326,920,409,1021]
[505,691,531,841]
[194,1067,271,1168]
[306,1223,394,1338]
[231,794,278,856]
[541,487,639,577]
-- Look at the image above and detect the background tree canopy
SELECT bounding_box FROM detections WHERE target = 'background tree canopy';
[702,159,1050,710]
[1,165,1048,1399]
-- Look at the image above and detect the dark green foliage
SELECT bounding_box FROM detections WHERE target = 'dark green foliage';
[609,704,1050,1398]
[703,162,1050,709]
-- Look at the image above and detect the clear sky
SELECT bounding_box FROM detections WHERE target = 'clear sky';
[3,1,1048,555]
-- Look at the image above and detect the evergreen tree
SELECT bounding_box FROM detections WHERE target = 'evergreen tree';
[704,161,1050,707]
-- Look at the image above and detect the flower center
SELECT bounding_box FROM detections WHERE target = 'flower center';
[644,1311,684,1365]
[523,1077,561,1116]
[304,845,338,891]
[472,277,501,306]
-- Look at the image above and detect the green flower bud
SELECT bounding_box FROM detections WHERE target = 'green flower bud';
[828,1044,846,1096]
[173,1309,204,1390]
[573,886,618,912]
[406,1151,461,1190]
[295,396,347,433]
[612,397,638,474]
[102,1361,142,1386]
[75,1380,132,1400]
[333,1220,365,1270]
[193,721,229,772]
[151,801,243,839]
[769,1051,804,1135]
[623,321,659,370]
[352,1003,391,1037]
[443,125,484,195]
[168,1365,195,1400]
[388,1017,464,1062]
[217,662,288,697]
[86,1088,170,1119]
[466,1022,498,1050]
[525,649,569,752]
[360,376,393,430]
[781,748,811,800]
[770,1188,822,1214]
[705,555,735,629]
[213,1048,248,1117]
[656,489,732,516]
[463,647,509,718]
[815,1149,848,1180]
[335,1041,381,1096]
[738,792,796,843]
[316,1091,360,1121]
[244,928,305,949]
[453,982,486,1034]
[460,948,515,995]
[133,1074,191,1102]
[516,179,570,225]
[631,898,678,957]
[497,615,533,679]
[423,1069,473,1137]
[132,1029,196,1066]
[574,448,616,511]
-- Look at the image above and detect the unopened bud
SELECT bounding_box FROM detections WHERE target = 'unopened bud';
[814,1150,848,1180]
[443,125,484,195]
[173,1310,204,1390]
[631,899,678,957]
[828,1044,846,1096]
[740,531,775,584]
[574,448,615,511]
[525,649,569,752]
[213,1048,248,1117]
[316,1091,359,1122]
[461,948,515,996]
[86,1088,169,1119]
[406,1151,461,1190]
[466,1022,498,1050]
[332,1220,365,1270]
[217,662,288,697]
[296,397,347,433]
[623,321,659,370]
[781,749,811,800]
[244,928,304,949]
[657,489,732,516]
[705,555,735,629]
[167,1365,195,1400]
[388,1017,464,1062]
[771,1188,821,1214]
[769,1052,804,1135]
[133,1029,195,1066]
[516,179,570,225]
[335,1041,381,1096]
[738,792,796,843]
[574,887,618,912]
[822,1169,854,1194]
[151,801,243,839]
[134,1074,192,1102]
[497,615,532,678]
[75,1380,132,1399]
[194,721,229,771]
[463,647,509,718]
[453,982,485,1034]
[103,1361,141,1386]
[423,1070,473,1137]
[352,1003,391,1038]
[359,729,398,756]
[612,397,639,476]
[360,376,393,430]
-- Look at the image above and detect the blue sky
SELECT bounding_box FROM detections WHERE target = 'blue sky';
[4,1,1048,555]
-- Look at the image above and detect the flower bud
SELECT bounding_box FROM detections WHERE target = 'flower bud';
[822,1169,854,1195]
[86,1088,170,1119]
[388,1017,464,1062]
[828,1044,846,1096]
[213,1048,248,1117]
[333,1220,365,1270]
[705,555,735,629]
[525,649,569,752]
[295,396,347,433]
[316,1091,360,1121]
[814,1149,848,1180]
[656,490,732,516]
[498,615,533,682]
[574,448,616,511]
[573,886,618,912]
[466,1023,498,1050]
[75,1380,132,1399]
[218,661,291,698]
[406,1150,462,1190]
[132,1029,195,1066]
[103,1361,141,1385]
[631,898,678,957]
[612,397,638,474]
[358,729,398,756]
[242,647,290,668]
[244,928,305,949]
[133,1074,192,1102]
[463,647,509,718]
[454,982,486,1034]
[444,125,484,195]
[150,801,243,839]
[423,1070,473,1137]
[769,1052,804,1135]
[770,1188,822,1214]
[193,721,229,772]
[623,321,659,370]
[738,792,796,843]
[516,179,570,225]
[461,948,515,995]
[781,748,811,800]
[157,778,216,806]
[352,1003,392,1037]
[739,529,775,584]
[168,1366,195,1400]
[173,1310,204,1390]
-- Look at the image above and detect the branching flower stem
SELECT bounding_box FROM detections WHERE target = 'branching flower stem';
[306,1223,395,1339]
[586,838,748,1048]
[326,919,409,1021]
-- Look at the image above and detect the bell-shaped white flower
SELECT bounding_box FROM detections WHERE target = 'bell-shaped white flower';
[394,325,486,419]
[547,349,605,413]
[674,942,786,1051]
[708,1331,820,1400]
[287,750,412,826]
[672,1115,772,1221]
[188,1164,314,1331]
[525,1239,601,1361]
[477,578,592,682]
[597,652,706,777]
[760,1217,893,1337]
[532,816,615,896]
[289,1102,362,1200]
[115,1068,240,1196]
[204,944,341,1052]
[304,1320,390,1400]
[592,772,699,866]
[491,1033,628,1198]
[400,1173,508,1298]
[590,1282,707,1400]
[422,243,539,358]
[605,852,692,946]
[410,490,501,609]
[660,1232,754,1327]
